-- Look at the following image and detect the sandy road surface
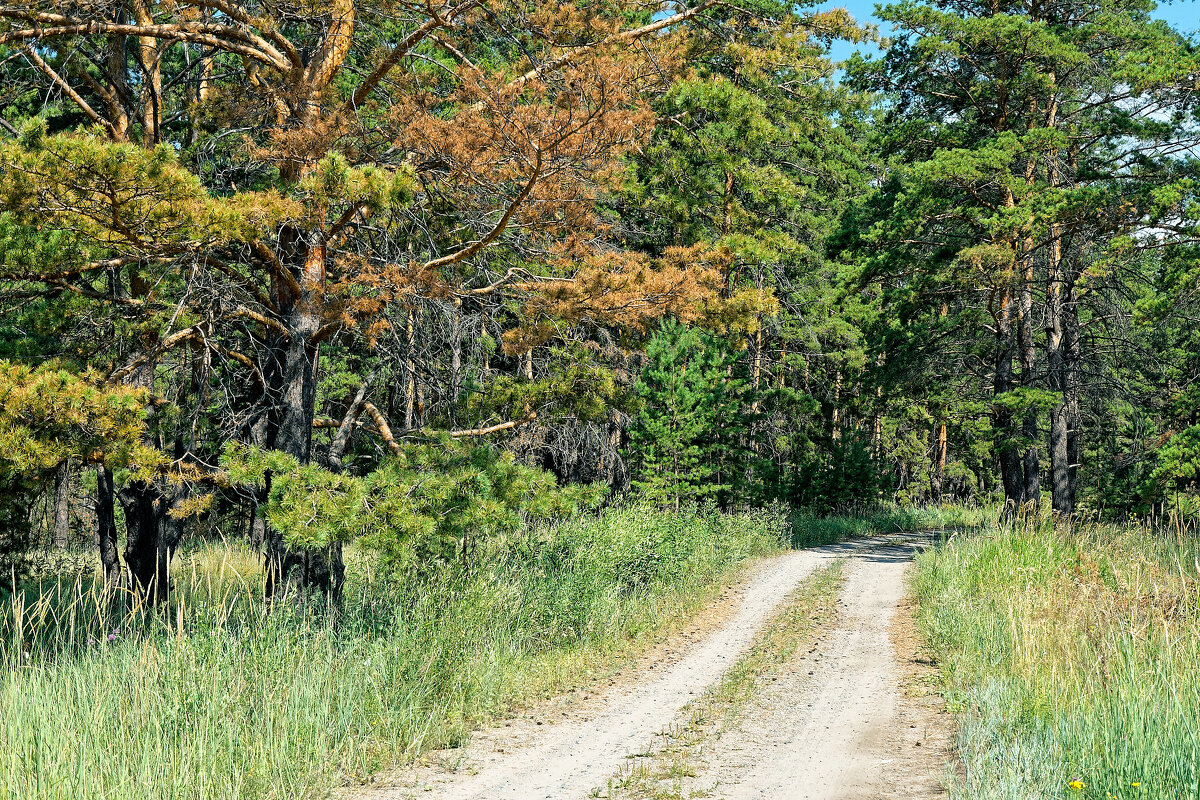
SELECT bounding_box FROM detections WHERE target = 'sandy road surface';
[355,535,949,800]
[693,537,950,799]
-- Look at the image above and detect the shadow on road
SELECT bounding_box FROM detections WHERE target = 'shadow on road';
[813,529,957,564]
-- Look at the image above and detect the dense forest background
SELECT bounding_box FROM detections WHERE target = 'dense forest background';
[1,0,1199,601]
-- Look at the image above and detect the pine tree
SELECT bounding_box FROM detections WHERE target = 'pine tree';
[0,1,761,598]
[627,320,750,509]
[845,0,1200,515]
[616,0,872,506]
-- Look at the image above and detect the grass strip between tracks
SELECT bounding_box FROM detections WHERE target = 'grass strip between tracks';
[597,558,847,800]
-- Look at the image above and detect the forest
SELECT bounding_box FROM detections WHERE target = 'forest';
[1,0,1199,799]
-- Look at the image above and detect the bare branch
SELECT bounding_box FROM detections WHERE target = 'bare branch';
[328,369,378,471]
[346,0,481,110]
[495,0,721,98]
[251,240,302,300]
[447,411,537,438]
[179,0,303,69]
[21,46,118,138]
[456,266,535,297]
[225,307,290,338]
[0,14,291,71]
[362,401,403,456]
[109,326,201,383]
[423,149,542,270]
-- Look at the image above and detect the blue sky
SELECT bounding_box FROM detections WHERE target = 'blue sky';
[816,0,1200,62]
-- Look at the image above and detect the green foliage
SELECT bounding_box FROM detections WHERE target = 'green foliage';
[0,124,296,254]
[0,210,83,279]
[839,0,1200,513]
[613,0,873,511]
[222,437,603,570]
[472,343,630,425]
[0,361,150,475]
[1141,425,1200,515]
[626,320,751,507]
[797,428,888,509]
[298,150,417,219]
[0,361,156,552]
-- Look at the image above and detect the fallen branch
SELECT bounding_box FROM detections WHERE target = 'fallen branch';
[328,370,378,471]
[448,411,537,438]
[361,401,403,457]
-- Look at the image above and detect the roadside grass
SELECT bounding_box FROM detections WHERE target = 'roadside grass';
[0,505,786,800]
[914,515,1200,800]
[599,560,847,800]
[0,501,976,800]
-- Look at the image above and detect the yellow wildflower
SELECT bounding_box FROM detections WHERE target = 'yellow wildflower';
[1068,779,1085,791]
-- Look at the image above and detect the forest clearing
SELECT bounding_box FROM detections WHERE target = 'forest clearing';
[2,0,1200,797]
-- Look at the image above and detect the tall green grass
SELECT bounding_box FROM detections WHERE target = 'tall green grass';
[0,505,785,800]
[915,516,1200,800]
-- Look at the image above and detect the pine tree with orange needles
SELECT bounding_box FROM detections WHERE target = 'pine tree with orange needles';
[0,0,765,598]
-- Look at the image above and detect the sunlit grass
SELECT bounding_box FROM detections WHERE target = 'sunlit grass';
[0,501,975,800]
[0,505,786,800]
[914,514,1200,800]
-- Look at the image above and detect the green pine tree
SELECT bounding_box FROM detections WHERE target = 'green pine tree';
[627,320,751,509]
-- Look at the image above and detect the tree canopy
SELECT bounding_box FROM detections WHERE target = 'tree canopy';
[1,0,1199,599]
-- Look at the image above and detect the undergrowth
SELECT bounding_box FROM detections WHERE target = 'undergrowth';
[0,501,970,800]
[914,515,1200,800]
[0,505,784,800]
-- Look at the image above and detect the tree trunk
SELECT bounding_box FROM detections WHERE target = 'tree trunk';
[450,299,463,423]
[118,480,192,604]
[1021,407,1040,510]
[1017,257,1040,512]
[133,0,162,144]
[95,466,121,590]
[1048,270,1082,516]
[993,290,1025,512]
[1048,403,1070,513]
[52,460,72,549]
[830,369,842,442]
[404,307,417,430]
[930,422,947,505]
[1047,251,1070,516]
[1065,295,1082,505]
[247,495,267,551]
[262,229,344,602]
[118,480,167,603]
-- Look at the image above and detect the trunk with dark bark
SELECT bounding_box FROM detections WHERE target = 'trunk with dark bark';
[118,480,185,604]
[95,466,122,589]
[1021,408,1041,509]
[262,228,344,602]
[930,422,947,505]
[1048,274,1081,516]
[1049,403,1070,513]
[247,498,267,551]
[1017,264,1040,512]
[994,291,1025,512]
[450,301,463,423]
[1065,299,1082,505]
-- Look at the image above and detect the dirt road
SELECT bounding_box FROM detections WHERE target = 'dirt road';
[357,535,951,800]
[691,539,951,799]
